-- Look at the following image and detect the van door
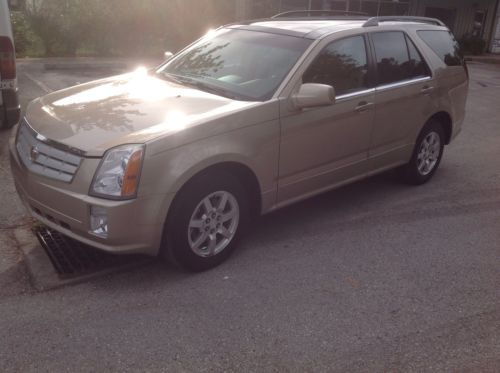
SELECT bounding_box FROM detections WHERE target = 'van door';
[0,0,20,129]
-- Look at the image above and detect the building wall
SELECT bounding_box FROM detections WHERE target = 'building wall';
[242,0,500,53]
[412,0,498,41]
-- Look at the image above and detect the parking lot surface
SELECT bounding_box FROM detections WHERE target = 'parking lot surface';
[0,60,499,372]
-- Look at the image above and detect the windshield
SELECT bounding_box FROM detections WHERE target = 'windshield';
[157,29,312,101]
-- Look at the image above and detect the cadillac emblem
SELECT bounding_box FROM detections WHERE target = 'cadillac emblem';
[29,146,40,162]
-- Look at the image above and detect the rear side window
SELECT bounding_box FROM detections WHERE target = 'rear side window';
[303,35,369,96]
[372,32,430,85]
[417,30,463,66]
[372,32,411,85]
[405,35,431,78]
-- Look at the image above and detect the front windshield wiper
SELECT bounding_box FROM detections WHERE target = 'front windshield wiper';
[188,80,243,101]
[159,72,247,101]
[160,72,186,85]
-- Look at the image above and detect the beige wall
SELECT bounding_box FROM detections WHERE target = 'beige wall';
[240,0,500,52]
[413,0,497,38]
[492,2,500,52]
[235,0,249,20]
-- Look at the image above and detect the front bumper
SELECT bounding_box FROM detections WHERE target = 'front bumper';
[9,135,170,256]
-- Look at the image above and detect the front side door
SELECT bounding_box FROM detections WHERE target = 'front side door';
[368,31,436,170]
[277,34,376,205]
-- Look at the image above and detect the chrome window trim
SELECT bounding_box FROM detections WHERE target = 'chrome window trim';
[22,117,87,157]
[334,76,430,101]
[336,88,375,101]
[376,76,431,92]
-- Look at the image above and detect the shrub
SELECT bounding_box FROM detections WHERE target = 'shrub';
[9,11,36,56]
[16,0,238,57]
[459,34,487,55]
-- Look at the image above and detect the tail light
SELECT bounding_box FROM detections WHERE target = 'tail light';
[0,36,16,80]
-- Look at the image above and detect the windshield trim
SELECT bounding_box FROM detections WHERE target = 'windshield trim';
[271,37,321,100]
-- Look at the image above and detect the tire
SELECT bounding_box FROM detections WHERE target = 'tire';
[400,119,445,185]
[161,171,249,272]
[0,110,16,130]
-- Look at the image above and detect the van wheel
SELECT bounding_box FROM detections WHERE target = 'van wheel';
[161,171,248,272]
[400,119,445,185]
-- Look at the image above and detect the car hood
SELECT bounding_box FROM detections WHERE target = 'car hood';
[25,70,257,157]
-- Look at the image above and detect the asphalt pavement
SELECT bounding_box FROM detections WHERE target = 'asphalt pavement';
[0,60,498,372]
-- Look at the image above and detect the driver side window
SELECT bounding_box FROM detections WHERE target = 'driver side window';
[303,35,369,96]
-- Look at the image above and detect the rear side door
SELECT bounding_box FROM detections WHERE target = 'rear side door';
[277,34,376,205]
[368,31,435,170]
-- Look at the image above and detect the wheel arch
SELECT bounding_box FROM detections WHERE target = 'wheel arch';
[166,160,263,223]
[427,111,453,145]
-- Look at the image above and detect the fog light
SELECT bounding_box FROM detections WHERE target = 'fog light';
[90,206,108,238]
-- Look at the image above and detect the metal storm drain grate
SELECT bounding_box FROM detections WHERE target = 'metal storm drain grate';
[35,225,149,278]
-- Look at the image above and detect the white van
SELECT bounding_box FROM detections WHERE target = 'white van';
[0,0,20,129]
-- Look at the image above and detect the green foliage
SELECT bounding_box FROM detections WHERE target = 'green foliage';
[14,0,237,57]
[458,34,487,56]
[25,0,97,56]
[9,10,39,57]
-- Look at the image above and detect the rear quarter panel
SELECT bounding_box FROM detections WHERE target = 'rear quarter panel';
[407,27,468,140]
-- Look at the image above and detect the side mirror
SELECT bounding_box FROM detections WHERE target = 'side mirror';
[292,83,335,109]
[164,51,174,61]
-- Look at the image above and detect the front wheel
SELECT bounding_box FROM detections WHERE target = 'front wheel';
[161,171,248,272]
[400,120,445,185]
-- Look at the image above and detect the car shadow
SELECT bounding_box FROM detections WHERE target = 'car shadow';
[84,169,417,293]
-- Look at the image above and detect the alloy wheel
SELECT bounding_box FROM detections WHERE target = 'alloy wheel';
[417,131,441,176]
[187,191,240,258]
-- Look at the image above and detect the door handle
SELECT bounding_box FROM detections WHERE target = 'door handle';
[355,101,374,112]
[421,86,435,95]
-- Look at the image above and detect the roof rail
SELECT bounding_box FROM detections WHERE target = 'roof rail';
[272,10,368,18]
[363,16,446,27]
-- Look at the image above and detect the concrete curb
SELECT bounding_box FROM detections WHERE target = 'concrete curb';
[13,227,60,291]
[465,56,500,65]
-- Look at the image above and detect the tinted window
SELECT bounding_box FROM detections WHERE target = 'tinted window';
[303,36,368,96]
[405,35,430,78]
[417,30,463,66]
[372,32,411,85]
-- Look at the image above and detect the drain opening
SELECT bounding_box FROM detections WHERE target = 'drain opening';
[34,225,148,279]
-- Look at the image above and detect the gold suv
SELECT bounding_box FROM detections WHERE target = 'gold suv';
[10,13,468,271]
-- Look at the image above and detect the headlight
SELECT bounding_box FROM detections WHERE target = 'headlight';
[90,144,145,200]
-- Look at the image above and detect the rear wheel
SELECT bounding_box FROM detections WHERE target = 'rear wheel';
[400,120,445,185]
[162,171,248,272]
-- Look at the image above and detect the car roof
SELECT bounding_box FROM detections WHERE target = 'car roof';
[252,19,366,37]
[226,17,447,40]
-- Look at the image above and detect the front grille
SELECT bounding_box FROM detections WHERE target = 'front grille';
[16,119,83,183]
[35,226,149,278]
